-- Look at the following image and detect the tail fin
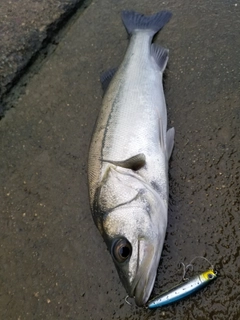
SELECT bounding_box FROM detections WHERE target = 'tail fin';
[121,10,172,36]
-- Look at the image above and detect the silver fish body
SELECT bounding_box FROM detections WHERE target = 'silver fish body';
[88,10,174,306]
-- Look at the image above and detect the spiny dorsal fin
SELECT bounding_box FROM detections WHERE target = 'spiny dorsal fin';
[151,44,169,72]
[102,153,146,171]
[100,68,117,93]
[159,117,165,150]
[166,127,175,160]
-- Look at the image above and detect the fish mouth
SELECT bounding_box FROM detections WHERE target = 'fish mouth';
[132,271,156,307]
[130,241,160,307]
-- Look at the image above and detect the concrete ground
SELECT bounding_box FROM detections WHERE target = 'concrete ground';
[0,0,88,116]
[0,0,239,319]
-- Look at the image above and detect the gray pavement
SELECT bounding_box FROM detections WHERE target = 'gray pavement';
[0,0,88,116]
[0,0,240,319]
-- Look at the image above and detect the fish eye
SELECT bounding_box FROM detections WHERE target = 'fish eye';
[112,238,132,263]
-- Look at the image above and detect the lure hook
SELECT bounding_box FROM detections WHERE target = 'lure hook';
[180,262,194,281]
[188,255,215,270]
[179,255,215,281]
[124,295,132,306]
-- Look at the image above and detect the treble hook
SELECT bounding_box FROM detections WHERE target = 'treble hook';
[188,255,215,270]
[124,295,132,306]
[180,262,194,281]
[179,255,215,281]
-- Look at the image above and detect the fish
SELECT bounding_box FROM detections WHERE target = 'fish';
[148,269,217,308]
[88,10,174,306]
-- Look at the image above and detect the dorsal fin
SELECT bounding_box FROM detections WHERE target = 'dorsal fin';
[100,68,117,93]
[159,117,165,149]
[151,44,169,72]
[166,127,175,160]
[102,153,146,171]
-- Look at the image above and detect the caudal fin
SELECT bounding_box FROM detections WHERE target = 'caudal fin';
[121,10,172,36]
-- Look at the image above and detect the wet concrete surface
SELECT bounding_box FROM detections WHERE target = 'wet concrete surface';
[0,0,88,115]
[0,0,239,319]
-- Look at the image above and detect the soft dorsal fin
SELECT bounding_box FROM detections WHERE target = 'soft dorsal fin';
[102,153,146,171]
[151,44,169,72]
[100,68,117,93]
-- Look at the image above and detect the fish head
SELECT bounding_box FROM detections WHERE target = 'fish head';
[97,166,168,306]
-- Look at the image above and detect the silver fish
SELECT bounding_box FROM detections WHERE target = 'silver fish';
[88,10,174,306]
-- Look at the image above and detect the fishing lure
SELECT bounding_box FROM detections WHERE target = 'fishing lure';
[147,268,217,309]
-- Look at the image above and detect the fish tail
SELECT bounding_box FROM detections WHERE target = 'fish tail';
[121,10,172,36]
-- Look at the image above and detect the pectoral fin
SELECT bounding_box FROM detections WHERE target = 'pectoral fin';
[102,153,146,171]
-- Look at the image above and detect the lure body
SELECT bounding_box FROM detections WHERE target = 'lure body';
[148,269,217,309]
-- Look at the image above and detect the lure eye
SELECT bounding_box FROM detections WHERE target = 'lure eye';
[112,238,132,263]
[208,273,214,279]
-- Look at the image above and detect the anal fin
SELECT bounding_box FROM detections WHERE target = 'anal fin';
[100,68,117,93]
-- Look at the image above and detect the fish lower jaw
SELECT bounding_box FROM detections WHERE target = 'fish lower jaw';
[129,281,153,307]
